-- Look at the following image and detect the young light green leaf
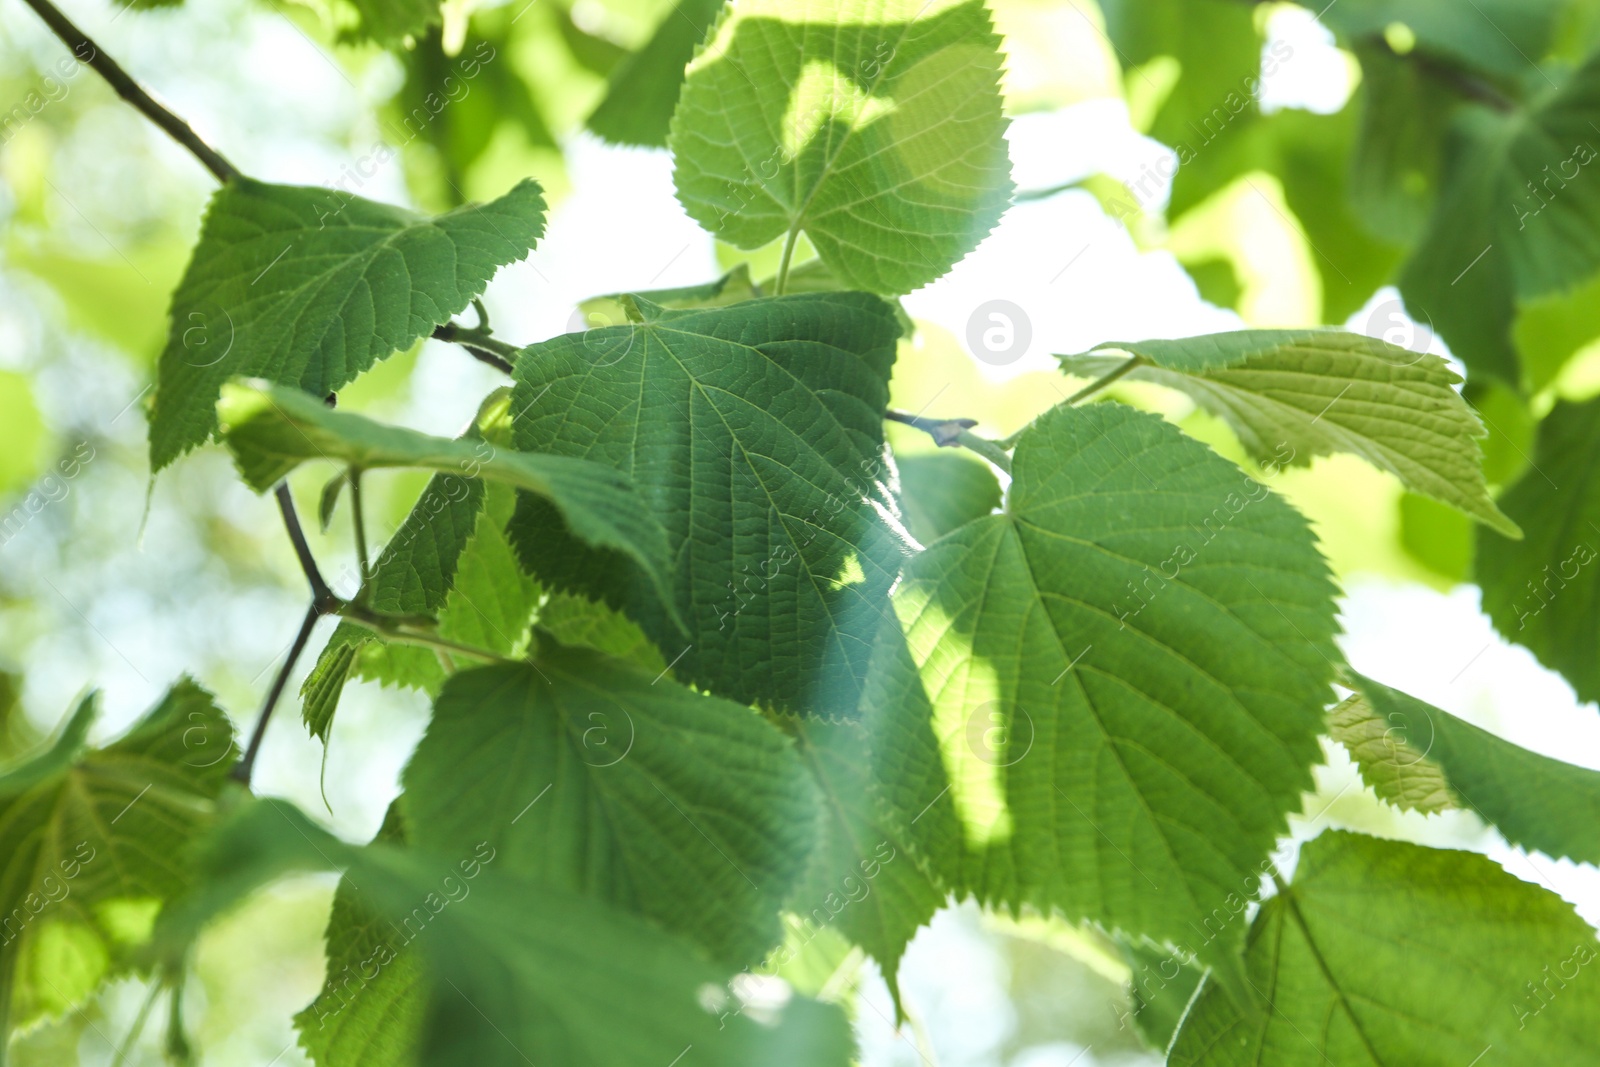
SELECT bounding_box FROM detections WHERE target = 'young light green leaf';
[1398,52,1600,384]
[535,592,668,674]
[150,177,545,470]
[0,681,235,1032]
[895,451,1001,545]
[401,650,817,967]
[1477,397,1600,704]
[1169,831,1600,1065]
[1060,330,1520,537]
[1336,672,1600,864]
[1328,691,1456,815]
[509,292,911,717]
[787,718,943,1014]
[669,0,1013,294]
[880,400,1340,975]
[433,483,541,657]
[217,380,674,617]
[587,0,725,147]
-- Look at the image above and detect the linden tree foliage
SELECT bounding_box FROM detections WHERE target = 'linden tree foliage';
[14,0,1600,1063]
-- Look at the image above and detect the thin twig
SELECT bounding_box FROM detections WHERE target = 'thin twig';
[1062,353,1146,406]
[432,323,516,374]
[885,409,978,445]
[19,0,239,183]
[338,602,514,664]
[775,227,801,295]
[231,603,320,784]
[885,410,1012,474]
[275,484,337,609]
[348,469,371,587]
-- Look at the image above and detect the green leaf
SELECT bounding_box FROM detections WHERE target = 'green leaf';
[0,681,235,1031]
[416,867,857,1067]
[534,593,668,674]
[1477,396,1600,704]
[574,264,764,334]
[1316,0,1564,81]
[345,0,441,45]
[1328,688,1457,816]
[1169,830,1600,1065]
[787,718,943,1012]
[1059,330,1521,537]
[1397,53,1600,384]
[301,474,485,741]
[669,0,1013,294]
[1336,672,1600,864]
[1119,937,1204,1055]
[895,451,1001,545]
[878,400,1340,974]
[1348,42,1459,244]
[167,796,856,1067]
[296,803,422,1067]
[508,292,911,717]
[150,178,545,470]
[401,651,817,967]
[587,0,726,147]
[218,380,674,613]
[1099,0,1263,217]
[433,483,541,657]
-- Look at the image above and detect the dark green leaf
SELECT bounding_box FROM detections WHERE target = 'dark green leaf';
[163,797,856,1067]
[1476,396,1600,703]
[895,451,1001,545]
[788,718,943,1011]
[587,0,726,147]
[402,651,817,967]
[1398,53,1600,384]
[509,292,911,717]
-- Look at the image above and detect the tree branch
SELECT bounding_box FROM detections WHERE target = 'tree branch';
[19,0,240,183]
[231,603,320,785]
[886,410,1012,474]
[885,409,978,446]
[276,484,338,610]
[432,323,517,374]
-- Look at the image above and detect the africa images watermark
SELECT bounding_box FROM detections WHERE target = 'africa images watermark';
[1,42,94,147]
[1513,941,1596,1030]
[1105,39,1296,220]
[0,841,97,947]
[310,40,499,229]
[712,840,901,1031]
[0,441,97,550]
[305,841,497,1030]
[1112,442,1297,629]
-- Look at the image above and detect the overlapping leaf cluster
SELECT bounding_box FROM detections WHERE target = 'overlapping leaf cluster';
[13,0,1600,1064]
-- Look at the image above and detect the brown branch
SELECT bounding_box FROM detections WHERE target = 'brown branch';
[19,0,240,183]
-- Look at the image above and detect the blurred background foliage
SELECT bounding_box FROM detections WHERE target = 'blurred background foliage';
[6,0,1600,1063]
